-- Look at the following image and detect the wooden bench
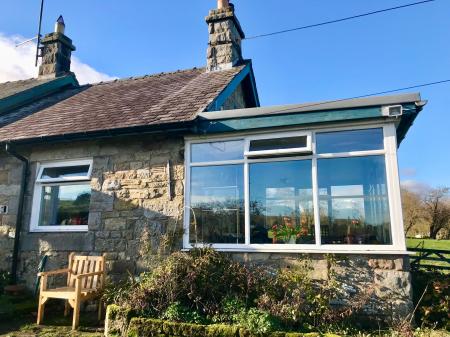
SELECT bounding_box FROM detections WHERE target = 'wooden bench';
[37,253,106,330]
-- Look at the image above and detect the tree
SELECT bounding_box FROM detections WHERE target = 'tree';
[423,187,450,239]
[401,188,425,236]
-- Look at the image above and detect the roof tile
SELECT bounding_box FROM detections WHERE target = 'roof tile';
[0,65,245,142]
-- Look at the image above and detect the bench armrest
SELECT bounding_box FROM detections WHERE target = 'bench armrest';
[76,271,104,279]
[38,268,70,277]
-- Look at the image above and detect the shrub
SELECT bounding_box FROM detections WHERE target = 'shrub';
[122,248,267,319]
[234,307,280,334]
[163,302,206,324]
[102,274,137,307]
[412,269,449,329]
[108,248,371,332]
[0,270,10,294]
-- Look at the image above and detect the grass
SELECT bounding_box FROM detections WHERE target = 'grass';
[407,238,450,251]
[0,294,103,337]
[407,238,450,273]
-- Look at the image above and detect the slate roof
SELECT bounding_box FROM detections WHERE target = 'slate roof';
[0,65,246,142]
[0,78,53,100]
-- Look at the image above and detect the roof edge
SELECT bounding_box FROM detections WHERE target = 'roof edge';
[200,92,422,120]
[0,74,79,115]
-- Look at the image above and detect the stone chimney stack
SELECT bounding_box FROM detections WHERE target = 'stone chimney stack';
[38,16,76,78]
[206,1,245,72]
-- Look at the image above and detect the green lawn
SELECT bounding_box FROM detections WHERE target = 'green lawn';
[0,294,103,337]
[406,238,450,250]
[407,238,450,272]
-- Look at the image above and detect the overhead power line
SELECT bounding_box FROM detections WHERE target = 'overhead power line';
[245,0,436,40]
[265,79,450,115]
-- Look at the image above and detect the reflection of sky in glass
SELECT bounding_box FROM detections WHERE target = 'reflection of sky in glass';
[45,184,91,200]
[316,128,384,154]
[250,160,313,217]
[191,165,244,206]
[191,140,244,163]
[331,185,363,196]
[318,156,391,244]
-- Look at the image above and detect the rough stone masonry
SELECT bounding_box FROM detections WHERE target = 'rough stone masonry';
[206,3,245,72]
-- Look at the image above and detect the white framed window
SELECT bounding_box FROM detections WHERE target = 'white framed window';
[184,123,406,253]
[244,131,312,158]
[30,159,93,232]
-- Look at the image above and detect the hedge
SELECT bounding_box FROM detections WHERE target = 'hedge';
[106,305,339,337]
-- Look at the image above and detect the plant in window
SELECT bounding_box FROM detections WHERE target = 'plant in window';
[269,216,309,244]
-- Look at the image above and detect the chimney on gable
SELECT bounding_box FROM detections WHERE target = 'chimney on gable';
[38,16,76,78]
[206,1,245,72]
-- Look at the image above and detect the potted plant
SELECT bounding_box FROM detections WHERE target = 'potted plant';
[268,216,309,244]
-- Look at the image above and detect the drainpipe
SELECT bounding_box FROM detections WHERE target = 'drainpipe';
[4,143,28,285]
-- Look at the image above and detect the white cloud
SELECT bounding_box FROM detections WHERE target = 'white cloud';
[0,33,114,85]
[401,180,431,195]
[400,167,417,178]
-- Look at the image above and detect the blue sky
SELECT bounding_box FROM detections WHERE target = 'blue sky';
[0,0,449,189]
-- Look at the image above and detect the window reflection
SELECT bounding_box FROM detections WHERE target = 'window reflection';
[41,165,90,179]
[316,128,384,154]
[318,156,392,245]
[249,160,315,244]
[191,140,244,163]
[190,165,244,244]
[39,184,91,226]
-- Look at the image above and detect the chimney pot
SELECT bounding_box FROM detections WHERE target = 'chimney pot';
[217,0,229,9]
[54,15,65,34]
[39,16,75,78]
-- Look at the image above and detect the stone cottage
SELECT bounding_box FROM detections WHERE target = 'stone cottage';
[0,0,426,320]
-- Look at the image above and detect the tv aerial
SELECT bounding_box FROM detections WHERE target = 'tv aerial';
[15,0,45,67]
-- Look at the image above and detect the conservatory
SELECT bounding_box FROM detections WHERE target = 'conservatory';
[183,93,425,253]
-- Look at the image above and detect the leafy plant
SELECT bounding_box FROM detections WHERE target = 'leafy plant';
[234,307,280,334]
[0,270,10,294]
[162,302,206,324]
[412,269,449,329]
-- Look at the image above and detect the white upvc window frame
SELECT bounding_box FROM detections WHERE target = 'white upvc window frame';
[244,131,312,157]
[184,122,407,254]
[30,159,93,233]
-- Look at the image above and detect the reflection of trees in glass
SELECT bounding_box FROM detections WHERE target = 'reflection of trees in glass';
[250,201,315,244]
[57,191,91,226]
[190,198,245,244]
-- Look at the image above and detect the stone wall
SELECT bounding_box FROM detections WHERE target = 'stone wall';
[0,152,22,272]
[233,253,412,323]
[14,134,185,286]
[206,6,244,71]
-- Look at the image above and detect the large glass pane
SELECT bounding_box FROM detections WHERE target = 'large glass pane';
[249,160,315,244]
[39,184,91,226]
[318,156,392,245]
[316,128,384,154]
[191,140,244,163]
[249,136,308,152]
[190,165,244,244]
[41,165,90,180]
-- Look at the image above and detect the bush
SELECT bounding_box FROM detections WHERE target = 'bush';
[108,248,370,332]
[0,270,10,294]
[163,302,206,325]
[234,307,280,334]
[412,269,449,329]
[122,248,267,319]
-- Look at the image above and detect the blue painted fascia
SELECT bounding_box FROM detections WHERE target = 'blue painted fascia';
[197,102,420,146]
[0,75,78,115]
[247,62,260,107]
[206,62,259,111]
[198,107,383,133]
